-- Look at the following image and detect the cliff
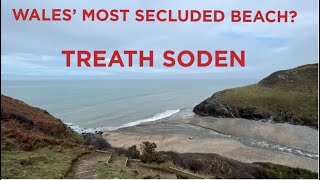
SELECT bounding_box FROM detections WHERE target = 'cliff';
[193,63,318,128]
[1,94,83,150]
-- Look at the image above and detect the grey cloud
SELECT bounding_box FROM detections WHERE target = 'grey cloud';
[1,0,318,79]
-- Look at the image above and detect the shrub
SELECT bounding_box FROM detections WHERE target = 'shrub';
[127,145,140,159]
[113,147,128,156]
[140,141,165,164]
[82,133,111,150]
[163,151,206,173]
[254,163,318,179]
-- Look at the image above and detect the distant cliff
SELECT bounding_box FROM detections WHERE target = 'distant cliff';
[193,64,318,128]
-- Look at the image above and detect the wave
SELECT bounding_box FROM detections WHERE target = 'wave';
[67,109,180,133]
[66,122,88,133]
[243,138,319,159]
[116,109,180,129]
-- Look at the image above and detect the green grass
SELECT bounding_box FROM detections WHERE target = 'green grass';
[1,138,20,151]
[140,163,208,179]
[256,164,318,179]
[96,163,136,179]
[218,84,318,127]
[1,145,88,179]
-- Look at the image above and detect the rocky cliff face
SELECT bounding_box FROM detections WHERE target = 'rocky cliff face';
[193,64,318,128]
[193,90,265,119]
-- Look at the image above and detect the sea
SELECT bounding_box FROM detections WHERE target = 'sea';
[1,79,255,132]
[2,79,319,160]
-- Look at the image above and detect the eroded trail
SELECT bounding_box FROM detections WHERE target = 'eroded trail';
[72,151,111,179]
[70,150,205,179]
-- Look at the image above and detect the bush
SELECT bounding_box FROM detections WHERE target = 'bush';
[82,133,111,150]
[127,145,140,159]
[254,163,318,179]
[140,141,165,164]
[113,147,128,156]
[163,151,206,173]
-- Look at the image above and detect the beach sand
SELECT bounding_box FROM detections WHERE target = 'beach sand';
[103,116,319,172]
[183,117,318,153]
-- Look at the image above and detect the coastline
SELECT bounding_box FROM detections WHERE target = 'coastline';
[103,115,319,172]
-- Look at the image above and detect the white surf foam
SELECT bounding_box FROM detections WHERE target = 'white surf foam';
[67,109,180,133]
[66,122,88,133]
[117,109,180,129]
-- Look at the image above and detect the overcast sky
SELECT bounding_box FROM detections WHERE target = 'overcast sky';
[1,0,318,79]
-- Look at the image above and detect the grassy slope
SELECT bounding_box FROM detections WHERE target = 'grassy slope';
[96,163,136,179]
[212,64,318,127]
[1,141,87,179]
[1,95,88,179]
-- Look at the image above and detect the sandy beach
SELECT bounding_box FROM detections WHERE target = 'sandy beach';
[104,116,319,172]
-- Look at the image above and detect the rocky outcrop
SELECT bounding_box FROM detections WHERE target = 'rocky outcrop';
[193,91,268,120]
[193,64,318,128]
[193,90,239,117]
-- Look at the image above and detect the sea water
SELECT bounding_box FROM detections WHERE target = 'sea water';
[1,79,255,132]
[2,79,318,160]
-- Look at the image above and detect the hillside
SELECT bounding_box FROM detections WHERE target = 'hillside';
[193,64,318,128]
[1,95,88,178]
[1,95,83,150]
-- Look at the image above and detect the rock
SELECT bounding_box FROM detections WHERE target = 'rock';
[193,92,239,118]
[95,131,103,135]
[193,93,271,121]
